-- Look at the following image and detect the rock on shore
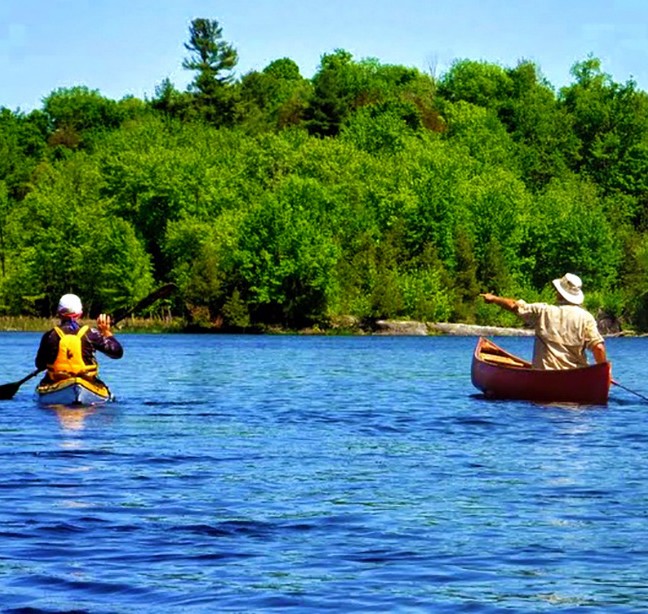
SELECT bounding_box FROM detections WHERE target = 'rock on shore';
[374,320,533,336]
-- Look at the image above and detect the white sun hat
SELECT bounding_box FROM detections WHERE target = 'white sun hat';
[57,293,83,317]
[552,273,584,305]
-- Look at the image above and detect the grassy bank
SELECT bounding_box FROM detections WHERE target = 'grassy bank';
[0,316,186,334]
[0,316,359,335]
[0,316,534,336]
[0,315,376,335]
[0,316,56,332]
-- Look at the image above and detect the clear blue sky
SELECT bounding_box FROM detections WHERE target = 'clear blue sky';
[2,0,647,112]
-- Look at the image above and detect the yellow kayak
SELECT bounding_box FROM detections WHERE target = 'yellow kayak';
[36,376,113,406]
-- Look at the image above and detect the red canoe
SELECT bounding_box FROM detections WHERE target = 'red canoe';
[471,337,611,405]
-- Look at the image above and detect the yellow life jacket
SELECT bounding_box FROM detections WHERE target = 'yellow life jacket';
[47,325,98,380]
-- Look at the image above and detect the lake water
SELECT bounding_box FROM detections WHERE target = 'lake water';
[1,332,648,613]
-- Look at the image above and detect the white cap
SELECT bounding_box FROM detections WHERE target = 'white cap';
[552,273,584,305]
[57,293,83,317]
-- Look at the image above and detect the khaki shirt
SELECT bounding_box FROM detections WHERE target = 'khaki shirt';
[515,301,604,370]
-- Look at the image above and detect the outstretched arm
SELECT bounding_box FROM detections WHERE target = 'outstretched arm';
[480,293,520,314]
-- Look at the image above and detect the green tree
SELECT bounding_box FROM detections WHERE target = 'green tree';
[560,56,648,205]
[502,61,579,189]
[522,176,622,290]
[42,86,128,153]
[306,51,441,138]
[439,60,579,190]
[6,154,153,316]
[182,18,239,125]
[620,233,648,330]
[400,251,452,323]
[305,49,361,136]
[233,177,341,327]
[98,116,232,275]
[0,181,9,278]
[237,58,311,132]
[439,99,515,169]
[452,228,480,322]
[0,108,47,199]
[438,59,513,109]
[398,137,475,267]
[150,78,194,120]
[340,101,422,154]
[163,216,238,324]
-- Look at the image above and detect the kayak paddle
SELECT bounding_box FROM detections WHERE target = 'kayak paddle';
[0,283,177,400]
[110,283,177,326]
[0,369,43,401]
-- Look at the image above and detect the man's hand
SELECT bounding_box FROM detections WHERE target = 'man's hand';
[97,313,113,337]
[480,293,496,303]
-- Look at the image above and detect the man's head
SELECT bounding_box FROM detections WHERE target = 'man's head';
[552,273,584,305]
[57,294,83,319]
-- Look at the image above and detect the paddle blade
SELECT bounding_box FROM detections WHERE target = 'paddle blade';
[0,381,21,400]
[0,369,42,401]
[111,283,177,326]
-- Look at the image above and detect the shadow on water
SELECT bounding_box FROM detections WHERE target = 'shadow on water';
[608,395,646,407]
[469,392,624,412]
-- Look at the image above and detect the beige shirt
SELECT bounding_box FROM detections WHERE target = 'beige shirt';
[515,301,604,370]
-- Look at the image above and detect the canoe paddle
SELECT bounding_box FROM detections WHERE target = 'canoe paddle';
[0,283,177,400]
[612,380,648,403]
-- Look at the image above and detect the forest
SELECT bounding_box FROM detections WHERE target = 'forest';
[2,18,648,332]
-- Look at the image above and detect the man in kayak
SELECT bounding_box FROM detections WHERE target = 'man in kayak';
[480,273,608,370]
[35,293,124,383]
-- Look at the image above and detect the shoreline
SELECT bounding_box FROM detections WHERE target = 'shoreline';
[0,317,635,337]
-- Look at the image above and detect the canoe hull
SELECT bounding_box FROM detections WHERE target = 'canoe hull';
[471,337,610,405]
[36,377,112,407]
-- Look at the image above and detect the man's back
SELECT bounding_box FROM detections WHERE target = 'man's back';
[516,302,603,369]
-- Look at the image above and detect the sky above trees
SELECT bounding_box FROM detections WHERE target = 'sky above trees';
[2,0,648,112]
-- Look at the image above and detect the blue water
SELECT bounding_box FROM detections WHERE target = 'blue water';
[1,333,648,613]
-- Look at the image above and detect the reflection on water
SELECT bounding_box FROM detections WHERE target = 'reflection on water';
[49,405,96,432]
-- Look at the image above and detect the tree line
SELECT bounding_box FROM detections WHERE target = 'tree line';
[2,18,648,331]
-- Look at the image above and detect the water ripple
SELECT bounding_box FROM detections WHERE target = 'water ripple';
[1,334,648,611]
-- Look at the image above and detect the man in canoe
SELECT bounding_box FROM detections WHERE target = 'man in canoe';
[480,273,608,371]
[35,293,124,384]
